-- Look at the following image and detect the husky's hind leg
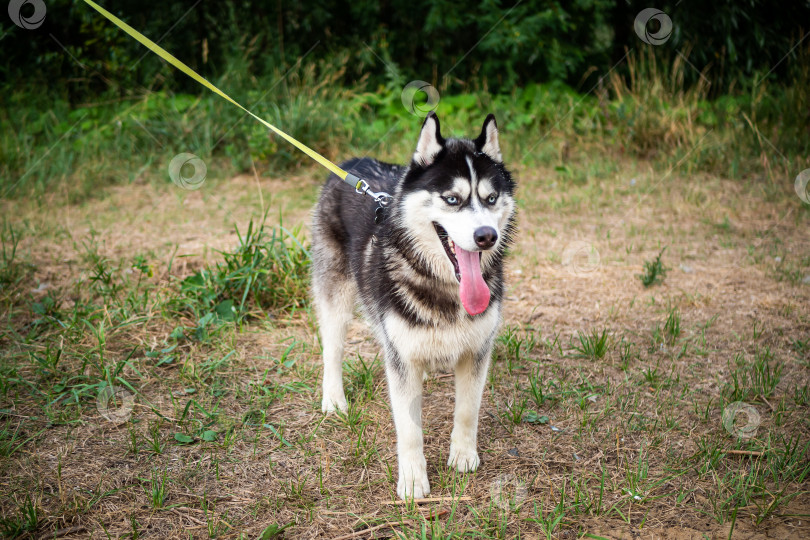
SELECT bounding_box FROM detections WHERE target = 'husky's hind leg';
[314,274,355,413]
[311,196,357,414]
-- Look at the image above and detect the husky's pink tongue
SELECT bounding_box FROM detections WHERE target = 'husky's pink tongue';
[456,246,490,316]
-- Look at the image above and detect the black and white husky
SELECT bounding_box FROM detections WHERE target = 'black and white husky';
[311,112,516,499]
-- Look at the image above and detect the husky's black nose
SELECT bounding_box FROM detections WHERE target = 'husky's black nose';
[474,226,498,249]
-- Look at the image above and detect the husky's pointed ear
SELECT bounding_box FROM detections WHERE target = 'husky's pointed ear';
[474,114,502,163]
[413,112,445,167]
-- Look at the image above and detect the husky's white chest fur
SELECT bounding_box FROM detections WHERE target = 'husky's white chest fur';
[380,303,501,370]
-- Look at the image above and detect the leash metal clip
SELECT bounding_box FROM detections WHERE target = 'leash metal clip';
[353,178,393,224]
[347,173,393,224]
[355,179,393,207]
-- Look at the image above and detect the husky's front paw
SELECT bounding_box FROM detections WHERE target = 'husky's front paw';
[448,443,480,472]
[321,393,347,413]
[397,456,430,499]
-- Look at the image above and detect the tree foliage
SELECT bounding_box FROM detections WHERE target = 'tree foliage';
[1,0,808,100]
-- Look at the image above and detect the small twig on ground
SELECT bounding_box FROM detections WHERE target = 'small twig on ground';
[332,520,413,540]
[0,411,30,418]
[423,509,449,519]
[725,450,765,457]
[171,508,206,526]
[382,496,472,505]
[38,525,86,540]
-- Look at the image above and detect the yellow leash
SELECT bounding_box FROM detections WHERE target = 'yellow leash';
[82,0,390,204]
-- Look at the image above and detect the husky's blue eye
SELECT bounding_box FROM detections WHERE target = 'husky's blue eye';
[445,196,459,205]
[487,194,498,204]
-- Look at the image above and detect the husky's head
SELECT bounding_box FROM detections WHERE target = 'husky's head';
[393,112,516,317]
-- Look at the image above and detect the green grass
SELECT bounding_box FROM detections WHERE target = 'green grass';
[0,223,26,289]
[496,325,540,374]
[723,349,783,403]
[638,248,668,287]
[344,354,381,404]
[663,306,681,344]
[571,328,612,360]
[0,424,30,459]
[3,46,810,202]
[0,495,38,538]
[145,467,169,509]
